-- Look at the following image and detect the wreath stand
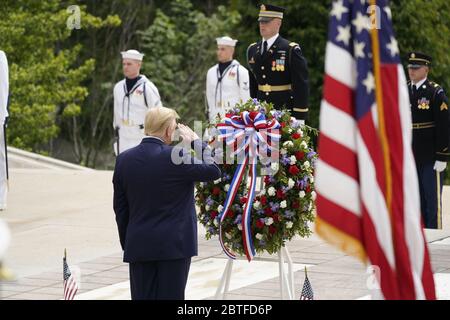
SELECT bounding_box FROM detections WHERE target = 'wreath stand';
[214,176,296,300]
[214,246,296,300]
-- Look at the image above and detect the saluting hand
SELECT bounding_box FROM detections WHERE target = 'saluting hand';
[177,124,200,143]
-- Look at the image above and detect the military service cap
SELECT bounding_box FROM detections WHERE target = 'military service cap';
[258,4,285,22]
[408,52,432,69]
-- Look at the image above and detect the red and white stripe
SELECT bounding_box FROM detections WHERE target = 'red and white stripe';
[64,274,79,300]
[315,39,436,299]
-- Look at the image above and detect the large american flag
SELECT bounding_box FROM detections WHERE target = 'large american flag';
[315,0,436,299]
[63,250,78,300]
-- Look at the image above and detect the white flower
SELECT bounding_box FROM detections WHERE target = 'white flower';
[260,187,266,195]
[286,221,294,229]
[304,161,310,169]
[290,155,297,165]
[288,178,295,189]
[297,128,303,135]
[253,201,261,209]
[309,176,314,183]
[271,162,279,172]
[265,217,274,226]
[237,224,243,231]
[299,191,306,198]
[224,184,230,192]
[283,141,294,148]
[205,205,211,211]
[217,205,224,213]
[300,141,308,148]
[287,128,293,134]
[225,232,232,240]
[311,191,317,201]
[280,148,288,155]
[213,219,219,227]
[268,187,276,196]
[214,178,222,184]
[280,200,287,209]
[255,233,263,240]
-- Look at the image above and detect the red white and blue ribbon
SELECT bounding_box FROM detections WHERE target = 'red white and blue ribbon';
[216,111,280,261]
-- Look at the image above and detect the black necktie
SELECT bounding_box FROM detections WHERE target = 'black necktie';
[262,41,268,56]
[412,84,418,97]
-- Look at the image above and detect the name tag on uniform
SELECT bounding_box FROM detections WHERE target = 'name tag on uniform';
[134,89,143,95]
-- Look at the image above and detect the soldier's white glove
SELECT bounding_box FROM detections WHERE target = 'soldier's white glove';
[433,161,447,173]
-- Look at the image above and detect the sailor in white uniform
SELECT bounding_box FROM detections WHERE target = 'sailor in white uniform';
[113,50,162,155]
[0,51,9,211]
[206,36,250,123]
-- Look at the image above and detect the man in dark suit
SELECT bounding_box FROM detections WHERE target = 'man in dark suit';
[113,106,221,300]
[247,4,309,122]
[407,51,449,229]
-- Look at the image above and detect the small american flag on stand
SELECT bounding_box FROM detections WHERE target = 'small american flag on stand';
[63,249,79,300]
[300,267,314,300]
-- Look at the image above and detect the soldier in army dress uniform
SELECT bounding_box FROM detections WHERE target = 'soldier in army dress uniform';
[247,4,309,122]
[407,52,449,229]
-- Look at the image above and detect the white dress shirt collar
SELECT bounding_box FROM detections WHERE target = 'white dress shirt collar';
[412,77,427,89]
[262,33,280,50]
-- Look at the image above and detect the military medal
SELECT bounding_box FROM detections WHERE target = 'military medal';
[272,61,276,71]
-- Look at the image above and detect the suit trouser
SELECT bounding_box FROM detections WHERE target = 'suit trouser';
[129,258,191,300]
[417,162,444,229]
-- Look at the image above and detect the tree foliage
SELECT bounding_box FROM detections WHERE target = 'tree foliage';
[1,0,449,169]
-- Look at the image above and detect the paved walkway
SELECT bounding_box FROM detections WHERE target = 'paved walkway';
[1,163,450,300]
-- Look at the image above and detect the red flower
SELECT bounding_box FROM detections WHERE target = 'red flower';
[256,219,265,229]
[292,201,300,209]
[306,185,311,193]
[273,214,280,223]
[295,151,305,160]
[228,210,235,218]
[225,113,232,118]
[281,122,286,128]
[240,197,248,204]
[292,133,301,140]
[212,187,221,196]
[289,165,300,176]
[264,176,271,184]
[210,211,218,219]
[264,207,273,216]
[260,196,267,205]
[276,189,285,199]
[269,226,277,235]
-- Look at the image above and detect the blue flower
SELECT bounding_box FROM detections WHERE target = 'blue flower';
[234,214,242,225]
[259,240,267,246]
[307,151,317,159]
[291,120,301,128]
[206,197,214,206]
[281,155,291,166]
[270,202,280,212]
[257,209,265,216]
[283,210,295,218]
[252,98,259,105]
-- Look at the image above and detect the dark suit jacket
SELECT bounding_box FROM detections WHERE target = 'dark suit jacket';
[113,137,221,263]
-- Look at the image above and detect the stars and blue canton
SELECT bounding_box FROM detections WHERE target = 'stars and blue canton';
[328,0,400,119]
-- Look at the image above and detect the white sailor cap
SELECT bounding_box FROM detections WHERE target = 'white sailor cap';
[121,49,144,61]
[216,36,238,47]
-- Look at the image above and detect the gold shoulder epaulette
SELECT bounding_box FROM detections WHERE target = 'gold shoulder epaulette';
[289,42,299,47]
